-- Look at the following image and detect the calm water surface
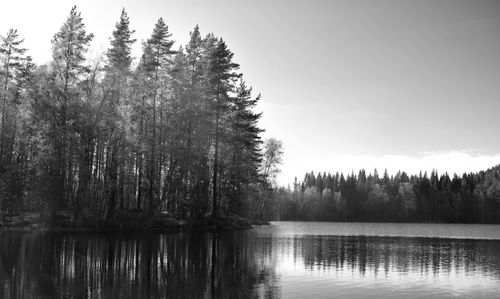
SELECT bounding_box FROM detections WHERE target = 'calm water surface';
[1,222,500,298]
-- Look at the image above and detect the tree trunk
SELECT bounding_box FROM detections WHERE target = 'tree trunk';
[212,108,220,218]
[107,142,118,220]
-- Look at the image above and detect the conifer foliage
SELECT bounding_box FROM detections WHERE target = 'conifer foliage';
[272,166,500,224]
[0,28,29,217]
[0,7,269,223]
[2,7,495,225]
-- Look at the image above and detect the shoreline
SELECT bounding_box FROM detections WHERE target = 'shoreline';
[0,212,270,233]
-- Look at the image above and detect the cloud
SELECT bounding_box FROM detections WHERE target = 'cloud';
[278,149,500,185]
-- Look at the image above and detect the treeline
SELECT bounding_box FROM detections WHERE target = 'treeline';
[271,166,500,223]
[0,7,281,223]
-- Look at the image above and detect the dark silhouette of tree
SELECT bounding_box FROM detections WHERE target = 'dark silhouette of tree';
[0,7,274,226]
[1,6,498,226]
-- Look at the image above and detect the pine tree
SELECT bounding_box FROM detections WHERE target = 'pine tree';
[142,18,176,213]
[180,26,210,217]
[0,29,26,169]
[103,8,136,218]
[49,5,93,211]
[0,13,274,224]
[0,29,28,219]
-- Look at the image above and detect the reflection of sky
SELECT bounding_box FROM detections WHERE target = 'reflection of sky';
[277,255,499,298]
[260,221,500,240]
[252,222,500,298]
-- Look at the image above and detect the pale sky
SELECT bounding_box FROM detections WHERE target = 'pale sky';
[1,0,499,185]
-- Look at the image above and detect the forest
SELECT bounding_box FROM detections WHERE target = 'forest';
[0,7,283,227]
[270,166,500,224]
[1,7,498,228]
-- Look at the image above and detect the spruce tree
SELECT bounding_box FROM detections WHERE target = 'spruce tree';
[206,39,241,217]
[107,9,136,77]
[227,79,263,212]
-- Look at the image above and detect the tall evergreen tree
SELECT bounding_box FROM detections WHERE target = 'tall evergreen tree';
[0,29,28,218]
[103,8,136,218]
[0,29,26,168]
[106,9,136,77]
[142,18,176,213]
[49,5,93,211]
[206,39,241,217]
[226,80,263,212]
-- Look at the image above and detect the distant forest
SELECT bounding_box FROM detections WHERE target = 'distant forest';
[270,166,500,224]
[0,7,283,224]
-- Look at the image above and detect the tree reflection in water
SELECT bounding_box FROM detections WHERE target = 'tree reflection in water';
[0,231,278,298]
[284,235,500,279]
[1,230,500,298]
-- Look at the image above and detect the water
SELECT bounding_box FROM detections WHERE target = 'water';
[1,222,500,298]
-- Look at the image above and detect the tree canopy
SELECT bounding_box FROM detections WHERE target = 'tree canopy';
[0,7,272,225]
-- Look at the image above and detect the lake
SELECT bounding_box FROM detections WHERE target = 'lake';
[1,221,500,298]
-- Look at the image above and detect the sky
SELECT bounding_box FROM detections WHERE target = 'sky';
[1,0,499,185]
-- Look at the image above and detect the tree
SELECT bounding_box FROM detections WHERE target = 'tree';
[261,138,284,187]
[1,29,26,168]
[182,26,210,216]
[106,9,136,77]
[0,11,272,226]
[206,39,241,217]
[142,18,176,213]
[51,6,94,211]
[225,79,263,212]
[0,29,28,220]
[103,8,136,219]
